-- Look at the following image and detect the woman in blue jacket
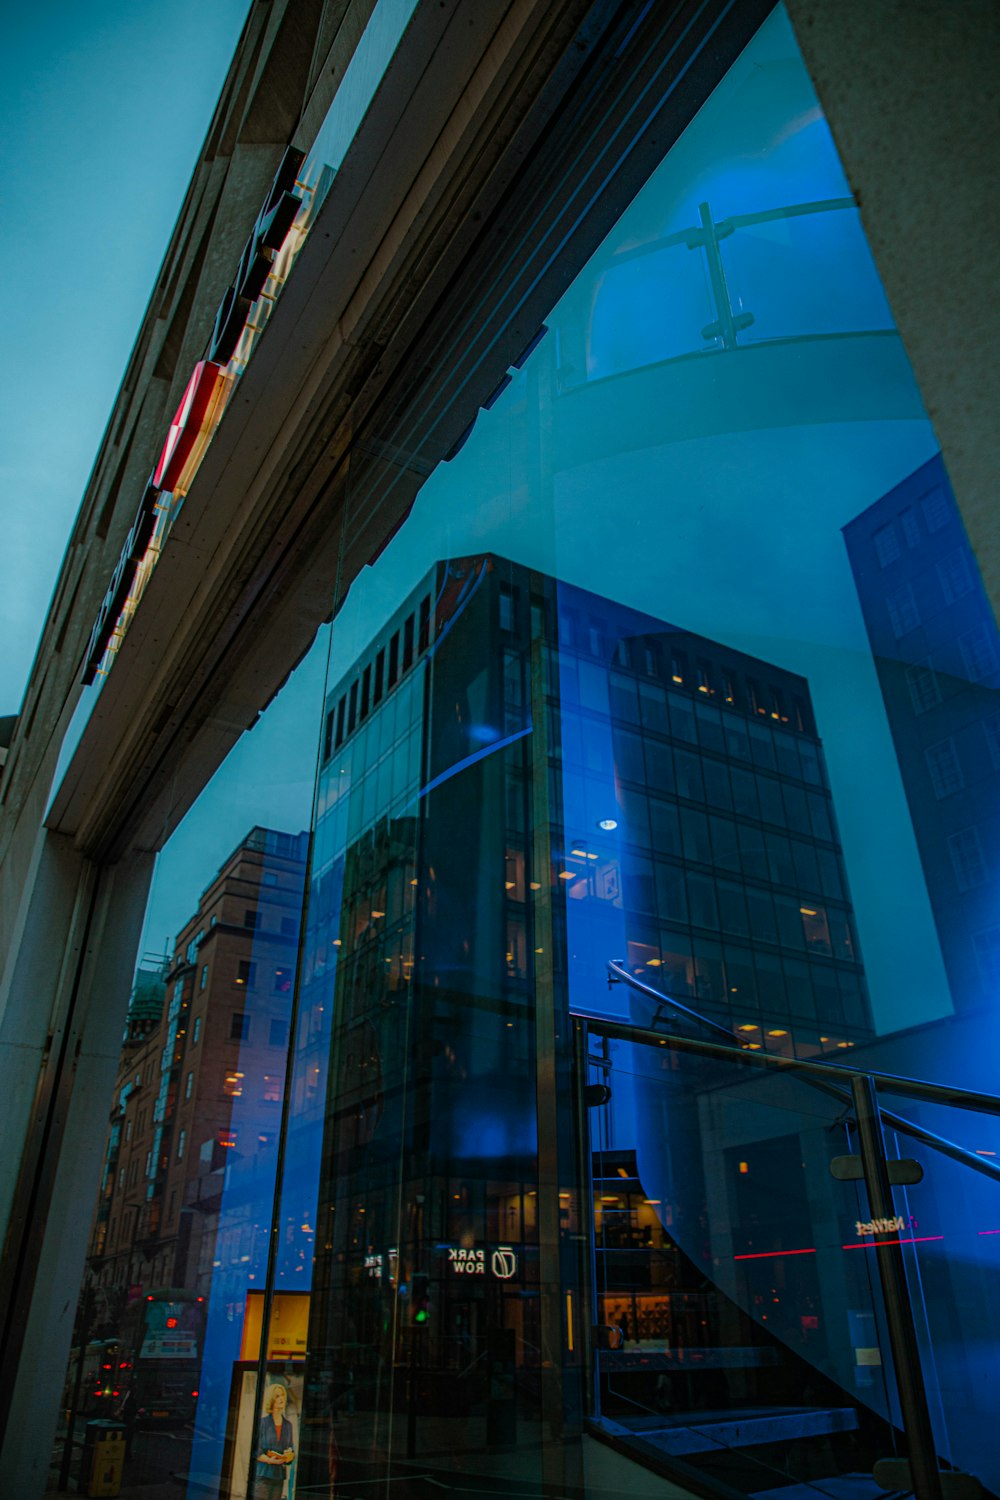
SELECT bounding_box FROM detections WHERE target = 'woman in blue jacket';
[254,1383,295,1500]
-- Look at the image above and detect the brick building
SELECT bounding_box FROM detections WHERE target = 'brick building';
[86,828,307,1309]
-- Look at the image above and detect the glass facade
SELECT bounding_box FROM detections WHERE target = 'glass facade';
[37,6,1000,1500]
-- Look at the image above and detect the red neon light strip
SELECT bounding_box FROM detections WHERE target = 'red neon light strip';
[733,1247,817,1261]
[842,1235,945,1250]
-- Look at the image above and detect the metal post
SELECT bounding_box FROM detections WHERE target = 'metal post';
[58,1280,93,1491]
[851,1073,942,1499]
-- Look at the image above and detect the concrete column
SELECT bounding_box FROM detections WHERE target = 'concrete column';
[785,0,1000,615]
[0,832,154,1496]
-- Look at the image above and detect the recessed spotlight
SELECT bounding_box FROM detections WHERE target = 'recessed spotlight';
[597,818,618,831]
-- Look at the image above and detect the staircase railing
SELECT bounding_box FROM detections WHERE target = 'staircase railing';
[568,960,1000,1498]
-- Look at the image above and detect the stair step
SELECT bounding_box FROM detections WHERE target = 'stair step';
[600,1406,859,1456]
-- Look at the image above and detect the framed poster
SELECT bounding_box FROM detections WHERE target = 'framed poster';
[224,1362,304,1500]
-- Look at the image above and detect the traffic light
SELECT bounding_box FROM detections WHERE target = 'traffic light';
[410,1272,430,1327]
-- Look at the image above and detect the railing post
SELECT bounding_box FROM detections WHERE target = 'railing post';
[851,1073,943,1499]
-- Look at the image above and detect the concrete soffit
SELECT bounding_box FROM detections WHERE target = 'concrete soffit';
[44,0,773,865]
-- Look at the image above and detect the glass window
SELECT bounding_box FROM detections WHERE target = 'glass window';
[900,507,921,547]
[926,738,964,799]
[922,485,951,532]
[43,13,1000,1500]
[985,713,1000,771]
[949,828,987,891]
[938,548,974,604]
[906,662,941,714]
[886,583,919,637]
[873,522,900,567]
[959,623,998,681]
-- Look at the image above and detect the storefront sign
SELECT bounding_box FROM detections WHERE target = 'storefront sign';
[491,1246,517,1280]
[445,1245,518,1278]
[81,148,306,687]
[855,1215,905,1237]
[154,360,233,495]
[82,477,162,684]
[209,146,305,365]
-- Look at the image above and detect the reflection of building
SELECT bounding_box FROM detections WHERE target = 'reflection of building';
[314,554,871,1047]
[86,828,307,1303]
[845,456,1000,1016]
[299,552,872,1484]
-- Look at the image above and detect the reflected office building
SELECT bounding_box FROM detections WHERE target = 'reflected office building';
[297,553,874,1489]
[845,455,1000,1019]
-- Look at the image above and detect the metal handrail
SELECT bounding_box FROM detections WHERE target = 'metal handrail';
[584,1006,1000,1187]
[597,962,1000,1118]
[581,960,998,1495]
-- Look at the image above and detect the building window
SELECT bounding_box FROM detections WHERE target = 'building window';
[938,549,974,604]
[900,507,921,548]
[236,961,256,989]
[925,738,964,799]
[263,1075,282,1102]
[906,662,941,715]
[280,916,297,937]
[125,1120,133,1142]
[223,1071,244,1097]
[873,523,900,568]
[273,966,292,993]
[177,1130,186,1160]
[886,584,919,638]
[499,587,514,632]
[185,1071,193,1100]
[192,1016,201,1045]
[200,964,208,991]
[949,828,988,891]
[244,908,259,930]
[218,1129,237,1150]
[230,1011,251,1040]
[922,486,951,533]
[984,714,1000,771]
[974,927,1000,985]
[374,647,385,704]
[959,622,998,681]
[269,1018,289,1047]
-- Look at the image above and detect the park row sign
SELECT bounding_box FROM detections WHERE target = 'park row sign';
[82,146,310,686]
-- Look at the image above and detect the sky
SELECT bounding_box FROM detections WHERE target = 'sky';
[0,0,250,715]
